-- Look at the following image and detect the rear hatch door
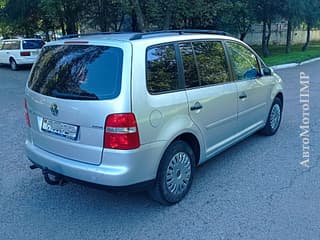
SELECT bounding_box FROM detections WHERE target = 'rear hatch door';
[26,41,131,165]
[21,39,45,58]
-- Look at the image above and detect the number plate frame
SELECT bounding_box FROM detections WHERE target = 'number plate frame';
[41,118,79,140]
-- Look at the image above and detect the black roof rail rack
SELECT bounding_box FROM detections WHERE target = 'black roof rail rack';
[130,29,232,40]
[58,31,133,40]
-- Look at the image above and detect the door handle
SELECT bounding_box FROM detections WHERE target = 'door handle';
[190,102,203,111]
[239,93,247,99]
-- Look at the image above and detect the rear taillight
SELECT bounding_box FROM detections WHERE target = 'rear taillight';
[104,113,140,150]
[20,51,31,57]
[24,98,31,127]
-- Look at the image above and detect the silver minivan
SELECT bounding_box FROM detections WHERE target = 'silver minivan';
[25,30,283,205]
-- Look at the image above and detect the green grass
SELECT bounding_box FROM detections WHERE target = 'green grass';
[251,42,320,66]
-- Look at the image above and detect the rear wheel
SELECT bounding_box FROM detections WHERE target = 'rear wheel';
[149,140,195,205]
[260,97,282,136]
[10,58,18,71]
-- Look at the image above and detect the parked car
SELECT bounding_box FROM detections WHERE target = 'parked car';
[0,38,45,70]
[25,30,283,205]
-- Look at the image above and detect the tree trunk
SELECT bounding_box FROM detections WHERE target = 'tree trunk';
[286,19,292,53]
[63,2,78,35]
[66,20,77,35]
[266,21,272,48]
[45,31,50,42]
[262,20,269,57]
[302,23,311,51]
[239,24,251,41]
[240,33,246,41]
[60,18,66,36]
[162,2,173,30]
[238,14,251,41]
[131,0,145,32]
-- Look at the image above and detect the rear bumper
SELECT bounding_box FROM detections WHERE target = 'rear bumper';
[15,57,37,65]
[25,139,165,187]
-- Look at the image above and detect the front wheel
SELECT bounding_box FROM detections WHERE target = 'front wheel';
[260,97,283,136]
[149,140,195,205]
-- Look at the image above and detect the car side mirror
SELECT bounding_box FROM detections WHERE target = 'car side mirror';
[263,67,272,76]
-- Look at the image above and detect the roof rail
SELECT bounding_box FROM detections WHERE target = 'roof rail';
[129,29,231,40]
[58,31,132,40]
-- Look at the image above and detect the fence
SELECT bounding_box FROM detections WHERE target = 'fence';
[244,29,320,46]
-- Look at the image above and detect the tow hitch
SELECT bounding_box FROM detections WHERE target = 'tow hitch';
[30,164,66,186]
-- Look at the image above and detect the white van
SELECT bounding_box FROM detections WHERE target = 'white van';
[0,38,45,70]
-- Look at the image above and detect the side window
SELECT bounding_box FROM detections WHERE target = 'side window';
[146,44,179,94]
[179,43,199,88]
[2,42,10,50]
[226,42,260,80]
[0,42,3,50]
[193,41,230,86]
[12,41,20,50]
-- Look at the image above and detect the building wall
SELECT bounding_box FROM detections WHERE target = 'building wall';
[243,22,320,45]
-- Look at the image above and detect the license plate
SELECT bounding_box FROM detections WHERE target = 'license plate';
[41,118,78,140]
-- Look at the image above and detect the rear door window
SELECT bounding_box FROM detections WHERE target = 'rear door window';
[28,45,123,100]
[179,43,199,88]
[192,41,230,86]
[179,41,230,88]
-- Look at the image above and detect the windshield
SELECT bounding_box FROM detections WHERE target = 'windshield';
[28,45,123,100]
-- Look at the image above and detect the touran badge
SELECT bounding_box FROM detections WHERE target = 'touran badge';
[50,103,59,116]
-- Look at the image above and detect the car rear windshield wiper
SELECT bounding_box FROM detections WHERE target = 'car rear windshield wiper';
[51,90,99,100]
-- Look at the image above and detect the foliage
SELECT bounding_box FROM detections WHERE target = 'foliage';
[301,0,320,51]
[216,0,253,40]
[0,0,319,58]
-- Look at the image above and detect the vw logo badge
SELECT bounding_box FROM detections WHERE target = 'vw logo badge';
[50,103,59,116]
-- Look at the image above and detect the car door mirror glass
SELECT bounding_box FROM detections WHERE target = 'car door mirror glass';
[244,68,258,79]
[263,67,272,76]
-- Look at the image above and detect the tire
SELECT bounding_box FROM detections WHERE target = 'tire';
[10,58,18,71]
[260,97,283,136]
[149,140,195,205]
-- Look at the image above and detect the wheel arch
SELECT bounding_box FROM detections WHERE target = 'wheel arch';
[275,92,283,105]
[9,56,16,62]
[173,133,201,166]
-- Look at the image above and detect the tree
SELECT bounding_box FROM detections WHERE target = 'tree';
[2,0,41,37]
[86,0,129,32]
[281,0,305,53]
[216,0,253,40]
[301,0,320,51]
[131,0,145,31]
[250,0,281,57]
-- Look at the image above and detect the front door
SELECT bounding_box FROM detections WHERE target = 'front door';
[225,41,272,132]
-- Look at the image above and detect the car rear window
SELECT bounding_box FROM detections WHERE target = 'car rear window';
[28,45,123,100]
[22,40,45,49]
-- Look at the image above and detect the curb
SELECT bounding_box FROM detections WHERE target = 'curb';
[271,57,320,70]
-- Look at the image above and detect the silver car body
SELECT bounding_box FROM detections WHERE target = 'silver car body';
[25,32,283,187]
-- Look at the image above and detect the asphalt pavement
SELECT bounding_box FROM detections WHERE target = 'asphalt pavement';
[0,62,319,240]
